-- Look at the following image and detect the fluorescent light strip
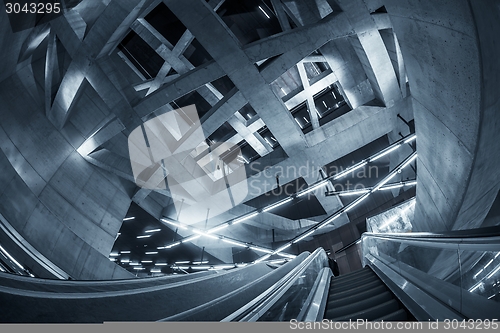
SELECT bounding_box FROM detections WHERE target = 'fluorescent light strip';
[333,161,368,180]
[233,212,259,224]
[321,213,341,228]
[121,259,130,263]
[145,252,158,255]
[370,146,400,162]
[137,235,151,239]
[258,5,270,18]
[399,153,418,170]
[150,138,418,261]
[123,217,135,221]
[274,243,292,253]
[109,258,116,261]
[155,263,168,266]
[404,135,417,144]
[141,260,152,263]
[133,267,145,270]
[293,230,315,243]
[214,265,235,269]
[182,235,200,243]
[192,261,209,265]
[191,266,211,270]
[162,219,188,230]
[177,266,190,270]
[129,263,140,266]
[484,259,494,269]
[373,173,397,191]
[223,239,247,247]
[255,254,271,263]
[338,189,370,196]
[145,229,161,233]
[344,194,370,212]
[208,224,229,234]
[192,230,218,239]
[269,259,287,264]
[0,245,24,270]
[175,261,190,264]
[120,251,130,254]
[250,246,273,254]
[469,282,482,292]
[151,269,162,273]
[263,197,293,212]
[486,265,500,279]
[379,183,405,191]
[164,242,181,249]
[298,180,329,197]
[109,253,120,257]
[495,252,500,259]
[277,253,296,259]
[473,269,484,279]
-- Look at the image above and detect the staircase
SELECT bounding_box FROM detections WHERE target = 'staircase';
[324,267,412,321]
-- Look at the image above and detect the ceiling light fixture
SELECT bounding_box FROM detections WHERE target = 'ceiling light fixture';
[263,197,293,212]
[258,5,270,18]
[233,212,259,224]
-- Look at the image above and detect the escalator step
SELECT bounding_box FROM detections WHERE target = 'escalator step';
[325,291,393,319]
[330,274,379,292]
[326,284,388,309]
[329,279,384,300]
[331,268,373,283]
[330,270,376,286]
[374,309,408,321]
[329,299,400,322]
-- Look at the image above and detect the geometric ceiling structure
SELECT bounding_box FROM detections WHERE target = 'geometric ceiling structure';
[0,0,498,281]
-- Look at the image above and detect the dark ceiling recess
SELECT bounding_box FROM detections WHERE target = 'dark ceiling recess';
[145,2,188,46]
[207,121,237,144]
[183,38,214,67]
[216,0,282,45]
[237,140,260,162]
[246,177,327,220]
[172,90,212,120]
[211,75,236,96]
[118,31,164,79]
[111,202,224,276]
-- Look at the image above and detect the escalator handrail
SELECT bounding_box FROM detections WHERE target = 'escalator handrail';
[365,225,500,239]
[221,248,327,322]
[362,232,500,251]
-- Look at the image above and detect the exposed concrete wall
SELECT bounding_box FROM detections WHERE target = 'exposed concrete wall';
[385,0,500,231]
[0,68,133,280]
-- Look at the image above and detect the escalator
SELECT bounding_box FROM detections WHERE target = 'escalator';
[324,266,412,321]
[1,226,499,322]
[224,226,500,322]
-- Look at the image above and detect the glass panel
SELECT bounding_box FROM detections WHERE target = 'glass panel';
[461,250,500,303]
[366,198,415,233]
[362,234,500,319]
[257,253,326,321]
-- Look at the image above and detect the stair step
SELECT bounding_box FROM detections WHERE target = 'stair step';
[330,270,376,285]
[330,274,379,291]
[327,284,388,309]
[325,291,393,319]
[329,299,400,321]
[374,308,408,321]
[329,279,383,300]
[331,267,373,282]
